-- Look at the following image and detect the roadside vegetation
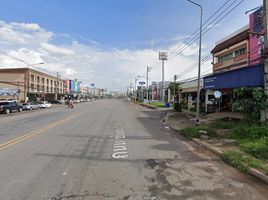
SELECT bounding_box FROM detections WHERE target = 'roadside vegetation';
[180,118,268,175]
[146,101,166,108]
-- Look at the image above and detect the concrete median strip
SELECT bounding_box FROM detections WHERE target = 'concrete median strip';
[0,113,80,151]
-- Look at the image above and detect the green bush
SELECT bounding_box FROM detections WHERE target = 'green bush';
[231,125,268,140]
[246,126,268,139]
[180,126,217,139]
[222,151,268,174]
[230,126,248,140]
[173,103,182,112]
[239,138,268,160]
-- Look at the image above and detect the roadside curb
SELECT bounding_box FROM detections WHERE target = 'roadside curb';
[192,138,223,157]
[139,103,157,109]
[248,168,268,185]
[167,124,268,185]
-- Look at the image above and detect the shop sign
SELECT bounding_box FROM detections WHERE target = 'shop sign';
[214,91,222,99]
[204,64,264,90]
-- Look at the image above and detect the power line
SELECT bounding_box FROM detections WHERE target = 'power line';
[168,0,234,58]
[169,0,245,61]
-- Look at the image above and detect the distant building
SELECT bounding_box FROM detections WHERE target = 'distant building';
[0,68,64,102]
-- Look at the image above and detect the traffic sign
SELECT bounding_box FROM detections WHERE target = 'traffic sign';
[139,81,146,85]
[214,90,222,99]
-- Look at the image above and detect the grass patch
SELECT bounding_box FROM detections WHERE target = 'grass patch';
[149,102,166,108]
[209,119,238,129]
[239,138,268,160]
[180,126,217,139]
[222,151,268,175]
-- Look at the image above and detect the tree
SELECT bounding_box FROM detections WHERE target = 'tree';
[232,87,268,121]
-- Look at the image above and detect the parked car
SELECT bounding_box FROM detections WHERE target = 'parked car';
[38,101,52,108]
[0,101,23,114]
[50,99,61,104]
[22,102,39,110]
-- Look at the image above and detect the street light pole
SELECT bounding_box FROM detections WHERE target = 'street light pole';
[187,0,203,126]
[146,66,151,101]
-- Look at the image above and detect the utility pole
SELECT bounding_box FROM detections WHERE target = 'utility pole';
[173,75,177,103]
[263,0,268,121]
[187,0,203,126]
[134,77,137,104]
[146,66,151,101]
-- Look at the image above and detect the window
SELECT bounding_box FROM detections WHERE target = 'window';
[31,75,34,82]
[235,48,246,57]
[217,52,233,63]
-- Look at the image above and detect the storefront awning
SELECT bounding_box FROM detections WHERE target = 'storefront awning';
[181,87,198,93]
[204,64,264,90]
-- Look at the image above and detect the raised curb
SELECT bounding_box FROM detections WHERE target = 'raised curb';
[168,125,268,185]
[248,168,268,185]
[139,103,157,109]
[192,138,223,157]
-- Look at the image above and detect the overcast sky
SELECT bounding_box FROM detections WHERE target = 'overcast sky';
[0,0,262,91]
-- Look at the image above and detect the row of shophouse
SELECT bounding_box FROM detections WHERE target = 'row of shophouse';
[137,6,264,114]
[0,67,104,102]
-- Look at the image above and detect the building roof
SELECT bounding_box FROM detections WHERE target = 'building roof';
[211,25,249,54]
[0,67,62,80]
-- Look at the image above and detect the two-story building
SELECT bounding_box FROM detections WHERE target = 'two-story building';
[204,7,264,113]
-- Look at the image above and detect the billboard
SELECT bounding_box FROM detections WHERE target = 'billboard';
[0,88,19,96]
[74,79,78,92]
[249,7,264,65]
[69,80,74,91]
[159,52,168,60]
[64,80,70,93]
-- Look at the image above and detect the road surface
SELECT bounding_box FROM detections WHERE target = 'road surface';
[0,99,267,200]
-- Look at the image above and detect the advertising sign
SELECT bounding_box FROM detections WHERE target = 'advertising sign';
[64,80,70,93]
[69,80,74,91]
[214,91,222,99]
[74,79,78,92]
[0,88,19,96]
[249,7,264,65]
[77,81,82,92]
[139,81,146,85]
[159,52,168,60]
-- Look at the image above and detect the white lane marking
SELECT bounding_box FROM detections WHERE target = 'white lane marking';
[112,123,128,159]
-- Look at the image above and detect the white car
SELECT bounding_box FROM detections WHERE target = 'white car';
[38,101,52,108]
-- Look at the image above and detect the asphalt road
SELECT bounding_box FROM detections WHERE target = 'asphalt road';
[0,99,268,200]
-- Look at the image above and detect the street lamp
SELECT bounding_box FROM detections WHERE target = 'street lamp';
[134,75,145,103]
[186,0,203,126]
